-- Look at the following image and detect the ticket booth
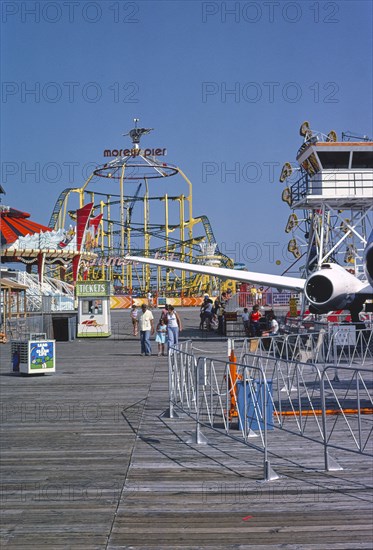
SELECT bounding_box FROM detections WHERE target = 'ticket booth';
[76,281,112,338]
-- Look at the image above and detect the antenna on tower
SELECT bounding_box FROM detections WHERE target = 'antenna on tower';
[123,118,154,148]
[342,131,371,142]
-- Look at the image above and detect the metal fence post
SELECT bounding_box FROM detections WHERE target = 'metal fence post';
[161,348,179,418]
[320,370,342,471]
[262,369,279,481]
[186,357,208,445]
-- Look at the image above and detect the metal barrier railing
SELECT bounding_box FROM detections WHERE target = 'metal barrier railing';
[323,326,373,368]
[167,345,278,480]
[166,343,373,478]
[321,365,373,469]
[234,331,326,365]
[194,355,279,481]
[167,340,197,419]
[242,353,373,471]
[234,326,372,368]
[242,353,324,442]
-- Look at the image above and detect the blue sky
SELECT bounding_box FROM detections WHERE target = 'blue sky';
[1,0,372,273]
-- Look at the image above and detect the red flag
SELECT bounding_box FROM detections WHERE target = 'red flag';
[72,203,93,282]
[89,213,103,236]
[76,203,93,251]
[72,255,80,283]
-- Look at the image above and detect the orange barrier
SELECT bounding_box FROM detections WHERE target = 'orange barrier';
[279,408,373,416]
[228,349,239,418]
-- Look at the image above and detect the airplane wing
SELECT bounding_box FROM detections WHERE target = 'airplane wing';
[125,256,306,292]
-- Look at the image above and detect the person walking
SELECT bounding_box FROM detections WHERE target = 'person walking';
[155,318,167,356]
[166,305,182,350]
[160,304,168,323]
[130,304,139,336]
[139,303,154,356]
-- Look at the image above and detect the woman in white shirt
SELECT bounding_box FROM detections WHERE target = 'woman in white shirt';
[166,305,182,350]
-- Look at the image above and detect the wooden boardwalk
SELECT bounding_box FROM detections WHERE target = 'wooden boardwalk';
[1,309,372,549]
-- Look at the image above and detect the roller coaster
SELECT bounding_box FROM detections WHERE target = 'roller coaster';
[47,121,234,296]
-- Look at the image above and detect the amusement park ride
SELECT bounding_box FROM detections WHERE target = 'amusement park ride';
[1,120,372,317]
[46,119,234,296]
[128,122,373,319]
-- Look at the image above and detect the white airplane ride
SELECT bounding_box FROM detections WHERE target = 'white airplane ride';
[126,230,373,321]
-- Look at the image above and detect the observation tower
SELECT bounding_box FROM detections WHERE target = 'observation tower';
[280,122,373,310]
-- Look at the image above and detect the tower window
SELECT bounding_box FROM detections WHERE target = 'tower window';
[317,151,350,169]
[351,151,373,168]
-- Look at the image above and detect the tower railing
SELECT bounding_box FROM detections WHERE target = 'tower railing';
[290,172,373,204]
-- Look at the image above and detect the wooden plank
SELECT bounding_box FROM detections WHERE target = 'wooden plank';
[1,309,372,548]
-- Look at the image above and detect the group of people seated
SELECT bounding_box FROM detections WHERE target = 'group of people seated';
[242,305,279,337]
[198,293,280,338]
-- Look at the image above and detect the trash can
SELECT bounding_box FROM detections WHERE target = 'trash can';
[11,339,56,374]
[237,379,274,431]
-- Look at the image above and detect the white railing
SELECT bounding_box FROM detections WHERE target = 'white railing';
[16,272,74,312]
[167,348,278,480]
[167,344,373,478]
[233,327,372,368]
[324,326,373,368]
[322,365,373,461]
[225,291,301,311]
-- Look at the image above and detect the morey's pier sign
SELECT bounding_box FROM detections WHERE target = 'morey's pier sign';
[103,148,167,158]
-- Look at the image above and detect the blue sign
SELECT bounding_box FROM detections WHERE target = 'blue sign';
[29,340,55,370]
